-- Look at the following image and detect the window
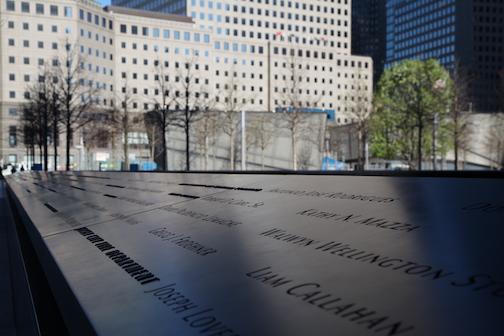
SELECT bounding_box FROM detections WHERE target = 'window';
[131,26,138,35]
[142,27,148,36]
[52,25,58,33]
[23,22,28,30]
[64,6,72,17]
[184,32,190,41]
[21,1,29,13]
[23,57,30,65]
[163,29,170,39]
[8,39,14,46]
[8,56,15,64]
[9,91,15,99]
[9,74,15,81]
[6,0,14,11]
[8,21,14,28]
[8,108,17,116]
[120,24,127,33]
[37,24,43,31]
[153,28,159,38]
[9,126,17,147]
[174,31,180,40]
[50,5,58,16]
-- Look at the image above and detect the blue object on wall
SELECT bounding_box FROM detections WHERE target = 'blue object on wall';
[32,164,43,171]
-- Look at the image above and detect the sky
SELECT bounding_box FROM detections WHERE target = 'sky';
[101,0,111,5]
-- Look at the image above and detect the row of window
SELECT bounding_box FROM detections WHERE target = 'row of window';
[192,11,347,40]
[190,0,349,13]
[119,24,211,43]
[79,8,114,30]
[5,0,70,16]
[79,29,114,46]
[6,21,68,34]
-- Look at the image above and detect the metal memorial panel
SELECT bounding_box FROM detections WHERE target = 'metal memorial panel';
[5,172,504,336]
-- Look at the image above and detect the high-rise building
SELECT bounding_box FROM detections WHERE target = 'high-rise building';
[1,0,372,169]
[112,0,187,15]
[352,0,386,84]
[385,0,504,113]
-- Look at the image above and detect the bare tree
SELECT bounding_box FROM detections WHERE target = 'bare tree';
[449,65,473,170]
[55,40,100,170]
[81,113,113,169]
[173,57,212,171]
[22,65,62,171]
[146,59,178,170]
[20,102,40,168]
[248,113,276,169]
[486,113,504,169]
[217,71,250,170]
[50,79,61,171]
[345,70,373,170]
[277,52,322,170]
[111,78,136,170]
[193,109,219,170]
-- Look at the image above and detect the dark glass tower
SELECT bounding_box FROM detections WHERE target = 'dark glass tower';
[111,0,187,15]
[352,0,387,85]
[385,0,504,113]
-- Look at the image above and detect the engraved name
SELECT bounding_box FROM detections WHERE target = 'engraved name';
[149,228,218,256]
[267,188,397,203]
[296,209,420,233]
[260,228,504,298]
[246,266,414,335]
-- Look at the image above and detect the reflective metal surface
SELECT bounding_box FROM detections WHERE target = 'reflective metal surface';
[5,172,504,335]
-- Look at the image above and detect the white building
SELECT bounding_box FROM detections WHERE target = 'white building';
[0,0,373,170]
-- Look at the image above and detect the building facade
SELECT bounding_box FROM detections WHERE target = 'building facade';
[1,0,372,170]
[352,0,386,84]
[385,0,504,113]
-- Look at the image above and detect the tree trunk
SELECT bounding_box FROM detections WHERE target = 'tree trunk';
[230,128,235,170]
[53,123,58,171]
[123,128,129,171]
[204,134,209,170]
[417,122,423,171]
[38,144,43,165]
[292,131,298,171]
[66,124,71,171]
[162,124,167,171]
[361,132,367,171]
[357,130,363,171]
[43,106,49,171]
[185,89,190,171]
[185,121,190,171]
[454,115,459,171]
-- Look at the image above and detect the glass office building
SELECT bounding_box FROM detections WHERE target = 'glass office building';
[386,0,456,68]
[385,0,504,112]
[111,0,187,15]
[352,0,386,85]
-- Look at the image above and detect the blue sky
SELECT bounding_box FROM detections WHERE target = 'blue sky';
[101,0,111,5]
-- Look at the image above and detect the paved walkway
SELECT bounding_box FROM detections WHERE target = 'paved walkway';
[0,180,16,336]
